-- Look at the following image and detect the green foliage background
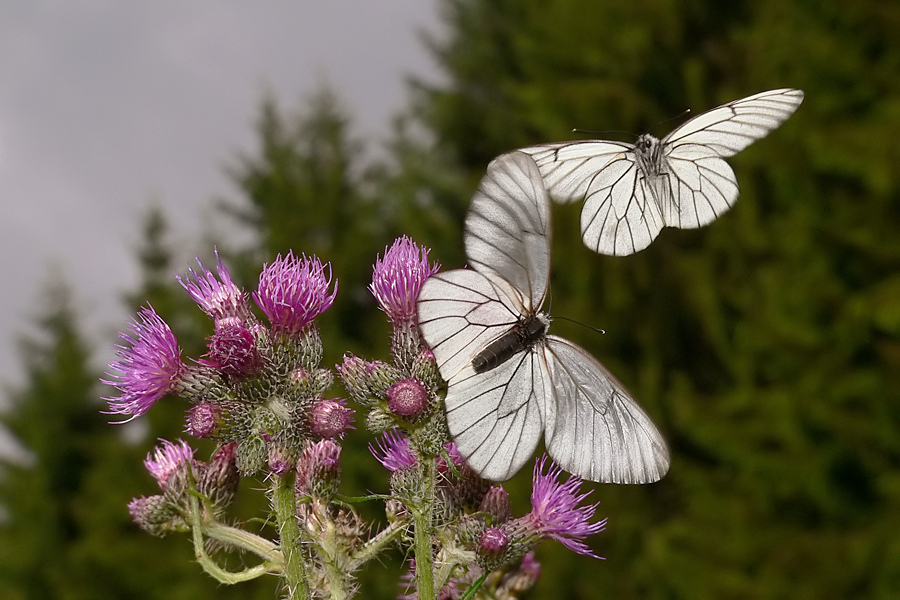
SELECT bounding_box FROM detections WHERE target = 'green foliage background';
[1,0,899,598]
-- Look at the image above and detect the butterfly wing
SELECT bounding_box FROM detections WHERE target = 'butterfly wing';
[542,336,670,483]
[522,141,664,256]
[467,151,551,312]
[658,88,805,229]
[418,151,553,480]
[663,88,805,157]
[418,269,548,480]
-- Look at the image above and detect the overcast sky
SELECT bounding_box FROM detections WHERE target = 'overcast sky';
[0,2,442,400]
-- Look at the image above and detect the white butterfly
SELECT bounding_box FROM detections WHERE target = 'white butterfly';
[520,88,805,256]
[417,151,669,483]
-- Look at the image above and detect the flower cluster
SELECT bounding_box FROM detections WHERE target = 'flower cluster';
[107,238,608,599]
[105,250,349,478]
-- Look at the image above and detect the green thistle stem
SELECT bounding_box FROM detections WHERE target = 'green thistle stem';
[411,458,436,600]
[187,492,281,583]
[272,472,310,600]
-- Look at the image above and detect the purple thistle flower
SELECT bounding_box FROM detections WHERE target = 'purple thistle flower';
[370,236,439,324]
[103,305,184,422]
[177,251,251,325]
[254,252,337,335]
[523,456,606,558]
[144,439,195,491]
[369,429,417,472]
[308,398,355,438]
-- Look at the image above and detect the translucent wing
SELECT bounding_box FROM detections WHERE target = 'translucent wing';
[522,141,664,256]
[660,149,739,229]
[466,151,551,311]
[663,88,805,157]
[520,141,633,203]
[657,89,803,230]
[542,337,670,483]
[418,269,547,481]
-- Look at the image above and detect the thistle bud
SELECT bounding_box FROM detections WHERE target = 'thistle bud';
[478,526,510,559]
[411,348,441,391]
[198,443,239,511]
[207,323,260,376]
[308,398,354,438]
[479,485,510,525]
[337,354,373,404]
[367,360,402,397]
[296,440,342,500]
[267,444,294,476]
[128,495,182,536]
[387,379,428,418]
[235,433,267,476]
[185,402,221,438]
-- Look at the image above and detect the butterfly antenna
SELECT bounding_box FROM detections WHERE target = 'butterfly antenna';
[553,316,606,335]
[654,108,691,129]
[571,128,632,138]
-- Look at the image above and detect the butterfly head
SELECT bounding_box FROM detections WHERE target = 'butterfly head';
[634,133,663,174]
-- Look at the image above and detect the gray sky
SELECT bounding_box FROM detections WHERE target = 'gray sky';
[0,2,441,396]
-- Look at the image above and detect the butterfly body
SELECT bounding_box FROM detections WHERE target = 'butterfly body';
[472,313,550,374]
[522,88,804,256]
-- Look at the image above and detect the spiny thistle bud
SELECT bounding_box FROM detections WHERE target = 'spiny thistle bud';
[366,360,402,397]
[128,495,182,537]
[308,398,354,438]
[296,440,341,500]
[337,353,374,405]
[144,439,195,493]
[290,367,334,398]
[198,443,240,511]
[365,405,395,433]
[411,349,441,391]
[185,402,221,438]
[207,323,260,377]
[235,433,267,476]
[477,527,510,561]
[268,444,294,476]
[479,485,510,525]
[387,379,428,418]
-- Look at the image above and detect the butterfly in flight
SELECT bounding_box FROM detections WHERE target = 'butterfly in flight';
[520,88,805,256]
[417,151,669,483]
